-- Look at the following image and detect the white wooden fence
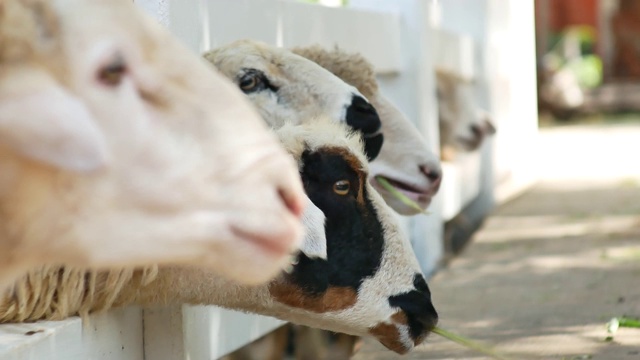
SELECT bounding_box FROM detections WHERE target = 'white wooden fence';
[0,1,537,358]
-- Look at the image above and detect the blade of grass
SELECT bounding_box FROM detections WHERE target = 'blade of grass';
[618,316,640,328]
[609,316,640,329]
[375,176,430,215]
[433,326,512,360]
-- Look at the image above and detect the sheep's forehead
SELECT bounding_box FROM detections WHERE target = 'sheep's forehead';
[292,46,379,99]
[214,46,278,76]
[213,41,355,89]
[0,0,159,73]
[0,0,61,65]
[275,121,368,171]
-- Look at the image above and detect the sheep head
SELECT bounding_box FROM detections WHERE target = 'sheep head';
[436,70,496,161]
[264,120,438,354]
[203,39,384,161]
[0,0,306,286]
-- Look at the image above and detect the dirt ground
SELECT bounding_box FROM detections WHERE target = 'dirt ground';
[353,121,640,360]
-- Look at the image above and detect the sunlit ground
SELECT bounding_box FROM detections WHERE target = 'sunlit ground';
[354,115,640,360]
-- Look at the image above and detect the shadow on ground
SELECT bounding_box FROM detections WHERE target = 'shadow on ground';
[354,122,640,360]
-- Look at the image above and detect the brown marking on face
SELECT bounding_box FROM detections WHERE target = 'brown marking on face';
[389,310,431,346]
[269,281,358,313]
[391,311,408,325]
[318,146,367,206]
[368,322,410,354]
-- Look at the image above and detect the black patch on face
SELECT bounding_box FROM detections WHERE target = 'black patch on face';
[388,274,438,340]
[363,133,383,161]
[345,95,383,161]
[285,149,385,296]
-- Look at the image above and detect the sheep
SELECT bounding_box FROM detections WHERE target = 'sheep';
[0,0,307,289]
[0,119,438,355]
[291,45,442,215]
[223,45,448,360]
[436,69,496,161]
[203,40,384,162]
[207,44,443,358]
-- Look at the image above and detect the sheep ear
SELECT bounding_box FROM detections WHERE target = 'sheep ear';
[0,69,109,172]
[300,198,327,260]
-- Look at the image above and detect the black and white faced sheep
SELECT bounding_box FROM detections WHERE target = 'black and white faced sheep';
[292,46,443,215]
[0,0,307,288]
[436,70,496,161]
[203,40,385,161]
[0,120,438,355]
[227,46,448,360]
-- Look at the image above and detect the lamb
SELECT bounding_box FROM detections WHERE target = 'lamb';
[203,40,384,161]
[0,0,307,289]
[0,120,438,355]
[436,69,496,161]
[291,45,443,215]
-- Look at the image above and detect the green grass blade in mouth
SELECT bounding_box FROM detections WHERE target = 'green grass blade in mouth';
[433,326,512,360]
[374,176,430,215]
[608,316,640,335]
[618,316,640,328]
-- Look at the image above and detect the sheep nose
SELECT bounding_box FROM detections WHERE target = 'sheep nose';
[470,123,484,137]
[388,274,438,342]
[420,164,442,183]
[345,95,383,161]
[278,187,304,218]
[483,119,497,135]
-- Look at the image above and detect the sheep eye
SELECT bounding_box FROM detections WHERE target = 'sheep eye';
[333,180,350,195]
[98,56,127,86]
[239,73,262,93]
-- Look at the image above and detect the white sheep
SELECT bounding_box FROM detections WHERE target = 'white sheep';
[0,0,306,289]
[436,69,496,161]
[0,119,438,355]
[203,40,385,161]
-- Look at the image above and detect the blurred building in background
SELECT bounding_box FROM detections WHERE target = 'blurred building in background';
[536,0,640,118]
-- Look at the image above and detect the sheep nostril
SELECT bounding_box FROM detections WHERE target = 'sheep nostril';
[484,119,497,135]
[278,188,304,218]
[470,123,483,136]
[388,274,439,341]
[420,165,441,183]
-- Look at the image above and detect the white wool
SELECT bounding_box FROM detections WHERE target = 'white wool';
[300,198,327,259]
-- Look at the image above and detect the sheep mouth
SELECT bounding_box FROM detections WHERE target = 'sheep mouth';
[373,176,432,202]
[456,136,483,152]
[230,224,296,258]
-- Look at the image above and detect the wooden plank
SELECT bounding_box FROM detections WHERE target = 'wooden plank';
[433,29,476,80]
[440,152,482,221]
[144,306,284,360]
[280,1,403,74]
[0,307,144,360]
